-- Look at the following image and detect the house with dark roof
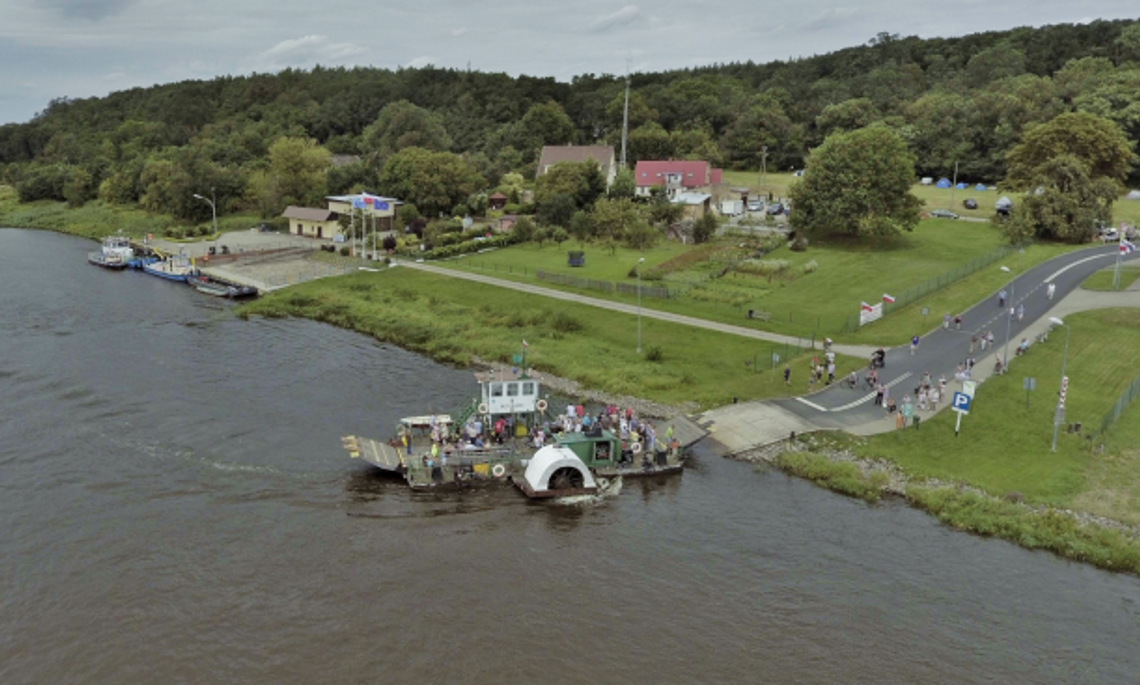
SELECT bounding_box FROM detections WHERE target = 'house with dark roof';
[282,206,340,239]
[536,145,617,186]
[633,160,723,198]
[488,192,508,211]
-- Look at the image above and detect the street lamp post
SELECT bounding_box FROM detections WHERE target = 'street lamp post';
[637,257,645,354]
[192,188,217,250]
[1050,317,1071,452]
[1000,265,1015,374]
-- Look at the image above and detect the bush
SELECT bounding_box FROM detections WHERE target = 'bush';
[645,346,664,362]
[382,234,397,251]
[790,235,809,251]
[198,225,210,236]
[550,311,582,333]
[340,246,351,256]
[802,260,819,274]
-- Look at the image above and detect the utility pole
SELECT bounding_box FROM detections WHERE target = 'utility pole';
[620,62,631,170]
[949,160,959,210]
[760,146,768,200]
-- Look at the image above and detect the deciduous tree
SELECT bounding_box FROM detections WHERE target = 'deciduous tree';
[789,126,922,238]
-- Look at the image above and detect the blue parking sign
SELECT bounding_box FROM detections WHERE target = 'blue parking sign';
[952,392,971,414]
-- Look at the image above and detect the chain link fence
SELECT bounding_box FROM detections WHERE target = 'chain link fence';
[1094,374,1140,440]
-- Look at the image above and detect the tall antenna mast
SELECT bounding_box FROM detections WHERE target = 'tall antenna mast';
[620,59,631,169]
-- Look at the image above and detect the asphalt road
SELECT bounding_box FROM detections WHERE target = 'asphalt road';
[773,244,1139,427]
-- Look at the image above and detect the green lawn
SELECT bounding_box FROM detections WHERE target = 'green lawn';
[1081,265,1140,291]
[857,308,1140,525]
[449,240,693,282]
[0,185,262,240]
[238,268,861,410]
[443,218,1081,344]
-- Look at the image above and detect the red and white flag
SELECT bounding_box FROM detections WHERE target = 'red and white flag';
[1121,240,1136,255]
[861,302,874,312]
[882,293,896,304]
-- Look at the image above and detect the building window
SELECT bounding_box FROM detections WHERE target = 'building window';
[491,383,503,398]
[522,382,535,396]
[507,383,519,397]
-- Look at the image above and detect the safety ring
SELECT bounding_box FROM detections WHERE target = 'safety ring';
[491,463,506,478]
[631,441,642,454]
[478,403,489,415]
[536,399,548,412]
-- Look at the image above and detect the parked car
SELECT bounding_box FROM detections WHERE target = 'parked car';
[963,198,978,210]
[767,203,784,215]
[931,209,959,219]
[1099,228,1120,243]
[747,199,763,212]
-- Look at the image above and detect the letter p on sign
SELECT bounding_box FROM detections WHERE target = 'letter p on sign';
[952,392,971,414]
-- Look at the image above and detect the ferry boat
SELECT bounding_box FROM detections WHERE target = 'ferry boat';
[342,368,686,498]
[87,236,135,270]
[143,253,197,282]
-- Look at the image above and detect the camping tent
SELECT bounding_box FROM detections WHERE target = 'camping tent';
[935,178,952,188]
[1126,189,1140,200]
[955,182,968,190]
[920,177,933,186]
[975,184,987,191]
[995,196,1013,210]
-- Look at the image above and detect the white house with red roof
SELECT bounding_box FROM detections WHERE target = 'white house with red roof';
[634,160,723,198]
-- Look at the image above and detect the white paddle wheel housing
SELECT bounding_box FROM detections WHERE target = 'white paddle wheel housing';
[520,445,597,497]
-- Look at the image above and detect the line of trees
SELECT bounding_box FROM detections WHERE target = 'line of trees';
[1,19,1139,224]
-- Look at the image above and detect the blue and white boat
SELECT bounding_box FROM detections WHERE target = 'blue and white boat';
[87,236,135,270]
[143,253,197,282]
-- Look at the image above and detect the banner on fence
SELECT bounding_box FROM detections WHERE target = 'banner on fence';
[859,302,883,326]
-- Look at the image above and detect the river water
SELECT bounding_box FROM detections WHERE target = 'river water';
[2,228,1138,684]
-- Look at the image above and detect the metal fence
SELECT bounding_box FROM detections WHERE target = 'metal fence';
[1094,374,1140,439]
[534,270,672,299]
[841,240,1033,333]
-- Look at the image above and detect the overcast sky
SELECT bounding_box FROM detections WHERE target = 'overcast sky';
[1,0,1137,125]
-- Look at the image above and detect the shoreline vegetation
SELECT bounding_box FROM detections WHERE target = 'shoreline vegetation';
[236,266,862,411]
[740,437,1140,576]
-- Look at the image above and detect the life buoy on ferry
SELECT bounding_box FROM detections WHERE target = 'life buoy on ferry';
[491,463,506,478]
[631,441,642,454]
[536,399,548,413]
[478,403,489,415]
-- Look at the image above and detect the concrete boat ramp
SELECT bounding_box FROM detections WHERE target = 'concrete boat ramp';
[691,401,823,456]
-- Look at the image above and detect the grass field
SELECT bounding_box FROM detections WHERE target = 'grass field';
[0,185,262,241]
[716,172,1140,225]
[1081,265,1140,291]
[237,267,861,410]
[444,218,1082,344]
[857,307,1140,525]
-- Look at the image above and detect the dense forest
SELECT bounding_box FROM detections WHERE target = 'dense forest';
[1,18,1138,224]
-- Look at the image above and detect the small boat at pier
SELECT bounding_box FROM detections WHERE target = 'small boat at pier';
[343,368,687,499]
[87,236,135,270]
[143,253,197,282]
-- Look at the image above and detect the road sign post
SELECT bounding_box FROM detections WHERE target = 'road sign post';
[951,391,972,437]
[1023,377,1036,409]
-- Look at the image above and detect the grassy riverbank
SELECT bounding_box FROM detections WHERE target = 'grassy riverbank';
[238,267,860,410]
[760,308,1140,574]
[0,185,260,240]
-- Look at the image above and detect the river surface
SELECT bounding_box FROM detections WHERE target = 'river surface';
[2,228,1139,684]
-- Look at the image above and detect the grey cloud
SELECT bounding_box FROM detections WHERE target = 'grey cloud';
[802,7,860,32]
[40,0,136,21]
[590,5,640,32]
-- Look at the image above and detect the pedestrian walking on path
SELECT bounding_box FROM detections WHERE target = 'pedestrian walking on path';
[783,364,791,386]
[943,313,951,330]
[954,314,963,330]
[999,289,1007,308]
[986,330,995,349]
[875,383,885,406]
[1017,304,1025,322]
[911,334,920,355]
[827,362,836,384]
[1047,282,1056,300]
[970,334,977,353]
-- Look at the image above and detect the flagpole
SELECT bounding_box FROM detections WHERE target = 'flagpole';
[1114,243,1122,289]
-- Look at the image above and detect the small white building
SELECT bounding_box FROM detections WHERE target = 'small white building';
[475,368,543,416]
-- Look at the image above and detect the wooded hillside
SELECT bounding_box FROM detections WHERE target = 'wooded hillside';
[1,19,1138,223]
